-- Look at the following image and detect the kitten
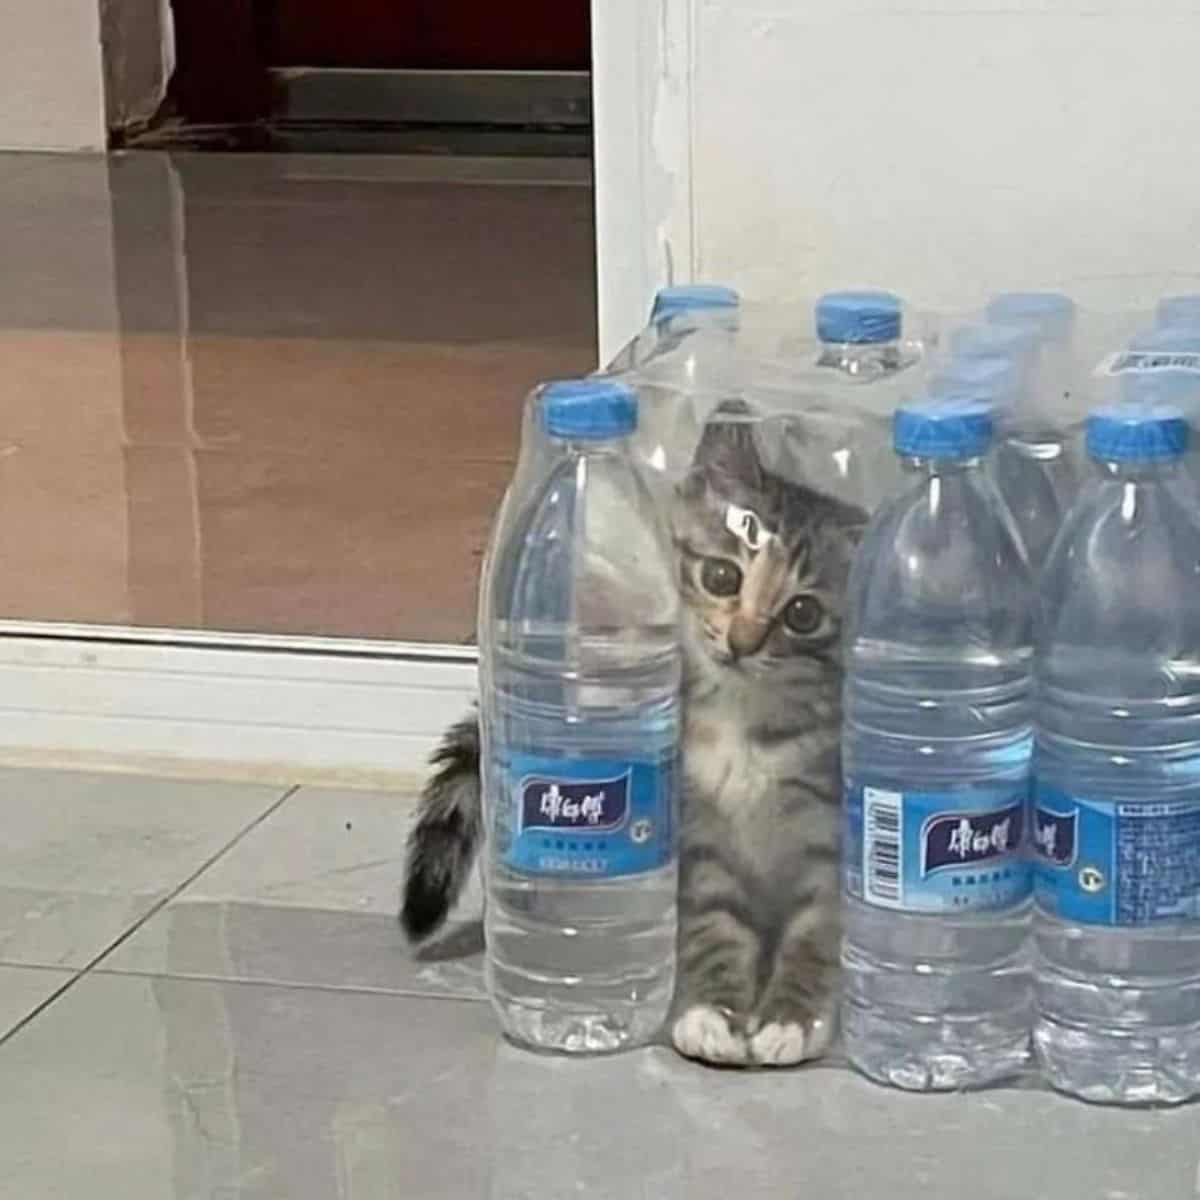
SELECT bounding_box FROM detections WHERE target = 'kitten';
[401,408,864,1067]
[669,413,863,1065]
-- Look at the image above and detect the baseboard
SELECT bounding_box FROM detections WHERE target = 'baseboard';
[0,633,477,787]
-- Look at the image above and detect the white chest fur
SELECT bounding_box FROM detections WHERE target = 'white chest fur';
[685,710,775,820]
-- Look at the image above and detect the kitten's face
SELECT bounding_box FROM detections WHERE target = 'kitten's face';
[672,413,864,684]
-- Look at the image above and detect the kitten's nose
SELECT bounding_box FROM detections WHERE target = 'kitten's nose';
[728,615,770,659]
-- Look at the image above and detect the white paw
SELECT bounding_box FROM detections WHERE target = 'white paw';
[749,1015,834,1067]
[672,1004,749,1065]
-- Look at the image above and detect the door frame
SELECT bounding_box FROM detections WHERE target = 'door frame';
[6,6,651,785]
[164,0,593,131]
[591,0,692,363]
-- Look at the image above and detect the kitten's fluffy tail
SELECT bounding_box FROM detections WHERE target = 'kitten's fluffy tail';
[400,714,482,942]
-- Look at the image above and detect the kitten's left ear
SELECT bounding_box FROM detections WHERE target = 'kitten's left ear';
[690,398,765,489]
[830,503,870,561]
[843,513,869,547]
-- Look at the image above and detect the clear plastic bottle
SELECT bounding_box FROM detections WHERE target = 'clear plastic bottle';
[1033,401,1200,1105]
[616,284,741,491]
[1156,293,1200,330]
[649,283,741,328]
[950,321,1041,366]
[605,283,740,375]
[944,330,1073,569]
[983,292,1081,568]
[986,290,1076,347]
[1121,327,1200,491]
[815,289,906,380]
[842,399,1035,1090]
[804,289,916,510]
[479,378,682,1054]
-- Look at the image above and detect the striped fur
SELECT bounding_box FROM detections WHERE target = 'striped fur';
[400,405,864,1067]
[400,715,482,942]
[670,413,863,1065]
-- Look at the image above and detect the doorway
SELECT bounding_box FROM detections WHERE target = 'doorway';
[166,0,592,151]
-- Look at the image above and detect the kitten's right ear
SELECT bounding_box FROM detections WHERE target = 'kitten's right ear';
[691,399,764,489]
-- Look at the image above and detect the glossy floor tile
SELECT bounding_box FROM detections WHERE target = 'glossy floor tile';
[4,765,1200,1196]
[0,965,71,1035]
[106,785,484,997]
[0,150,596,643]
[3,969,1198,1200]
[0,768,287,968]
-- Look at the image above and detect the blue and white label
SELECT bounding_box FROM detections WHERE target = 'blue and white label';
[1033,783,1200,925]
[1098,350,1200,377]
[844,780,1030,913]
[499,752,674,878]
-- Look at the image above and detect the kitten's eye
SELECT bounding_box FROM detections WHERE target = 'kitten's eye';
[784,595,825,636]
[699,557,742,597]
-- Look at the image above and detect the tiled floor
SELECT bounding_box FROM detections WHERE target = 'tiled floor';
[0,151,596,643]
[2,767,1198,1198]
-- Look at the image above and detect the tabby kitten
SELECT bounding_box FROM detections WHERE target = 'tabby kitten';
[402,409,864,1067]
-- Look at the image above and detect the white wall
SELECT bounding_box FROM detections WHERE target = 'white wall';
[594,0,1200,359]
[0,0,107,151]
[592,0,694,363]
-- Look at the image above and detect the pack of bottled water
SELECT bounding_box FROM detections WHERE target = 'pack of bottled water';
[477,280,1200,1107]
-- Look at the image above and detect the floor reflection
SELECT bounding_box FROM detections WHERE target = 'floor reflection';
[0,151,596,642]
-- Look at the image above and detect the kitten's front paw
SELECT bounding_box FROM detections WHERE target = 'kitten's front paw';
[748,1010,835,1067]
[672,1004,751,1066]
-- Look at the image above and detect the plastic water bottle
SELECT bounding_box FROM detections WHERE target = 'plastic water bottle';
[842,399,1035,1090]
[951,321,1041,365]
[650,283,740,328]
[816,289,906,379]
[802,289,915,509]
[983,292,1081,568]
[617,284,741,491]
[479,378,682,1054]
[1156,293,1200,329]
[1121,327,1200,491]
[934,346,1025,412]
[986,290,1076,347]
[946,328,1074,569]
[606,283,740,375]
[1033,401,1200,1105]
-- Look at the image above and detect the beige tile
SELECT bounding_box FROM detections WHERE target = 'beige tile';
[193,448,506,642]
[103,785,484,998]
[0,331,129,624]
[0,150,596,642]
[0,327,580,640]
[0,964,71,1036]
[0,768,286,968]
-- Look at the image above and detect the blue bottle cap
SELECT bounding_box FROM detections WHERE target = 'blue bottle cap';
[816,290,902,345]
[1086,404,1190,463]
[539,379,638,440]
[932,355,1023,404]
[1128,326,1200,354]
[949,322,1040,362]
[1119,328,1200,408]
[650,284,741,322]
[894,399,994,459]
[985,292,1076,342]
[1156,294,1200,330]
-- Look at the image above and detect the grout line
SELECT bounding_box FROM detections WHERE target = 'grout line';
[0,783,300,1050]
[0,961,76,976]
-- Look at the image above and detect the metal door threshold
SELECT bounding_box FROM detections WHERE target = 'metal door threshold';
[122,68,593,157]
[271,68,590,128]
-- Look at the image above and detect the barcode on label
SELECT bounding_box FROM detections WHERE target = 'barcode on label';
[864,787,903,908]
